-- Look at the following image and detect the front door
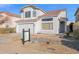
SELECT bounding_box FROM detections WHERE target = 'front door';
[59,21,65,33]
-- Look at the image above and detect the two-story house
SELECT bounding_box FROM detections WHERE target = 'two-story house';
[16,5,67,34]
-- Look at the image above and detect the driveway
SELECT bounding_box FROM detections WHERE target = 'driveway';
[0,33,78,54]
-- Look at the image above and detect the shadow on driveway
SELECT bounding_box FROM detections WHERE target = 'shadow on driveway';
[61,39,79,51]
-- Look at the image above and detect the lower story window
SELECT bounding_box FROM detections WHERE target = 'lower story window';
[42,23,53,30]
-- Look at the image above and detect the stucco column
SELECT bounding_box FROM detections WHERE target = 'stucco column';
[31,10,33,18]
[23,12,25,18]
[21,12,25,19]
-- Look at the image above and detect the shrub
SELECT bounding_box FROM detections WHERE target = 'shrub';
[73,30,79,39]
[0,28,16,34]
[73,22,79,30]
[9,28,16,33]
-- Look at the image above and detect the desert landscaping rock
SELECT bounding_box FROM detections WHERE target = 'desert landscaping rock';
[0,33,78,54]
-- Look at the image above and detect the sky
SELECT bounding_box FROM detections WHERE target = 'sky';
[0,4,78,22]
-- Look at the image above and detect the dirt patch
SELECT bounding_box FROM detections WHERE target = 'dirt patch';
[0,33,78,54]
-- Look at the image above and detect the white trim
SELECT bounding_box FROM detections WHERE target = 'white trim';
[42,21,53,23]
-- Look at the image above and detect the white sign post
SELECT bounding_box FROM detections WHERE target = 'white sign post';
[22,29,30,45]
[24,31,29,41]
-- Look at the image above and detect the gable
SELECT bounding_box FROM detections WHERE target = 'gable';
[21,5,46,13]
[58,10,67,18]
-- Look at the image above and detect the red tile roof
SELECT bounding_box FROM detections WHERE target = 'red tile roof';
[39,10,64,17]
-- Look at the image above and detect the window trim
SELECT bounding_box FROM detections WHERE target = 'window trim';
[42,18,53,21]
[25,11,31,18]
[33,10,36,17]
[42,23,53,30]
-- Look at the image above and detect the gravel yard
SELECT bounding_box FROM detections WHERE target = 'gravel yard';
[0,33,78,54]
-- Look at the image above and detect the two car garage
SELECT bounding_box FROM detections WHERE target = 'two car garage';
[16,23,34,34]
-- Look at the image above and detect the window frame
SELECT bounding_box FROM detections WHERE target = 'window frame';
[25,11,31,18]
[33,10,36,17]
[42,23,53,30]
[42,18,53,21]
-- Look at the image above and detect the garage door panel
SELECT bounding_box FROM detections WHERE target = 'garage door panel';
[17,24,34,34]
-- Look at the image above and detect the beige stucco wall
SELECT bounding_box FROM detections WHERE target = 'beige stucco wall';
[36,10,67,34]
[73,22,79,30]
[34,17,60,34]
[34,20,41,33]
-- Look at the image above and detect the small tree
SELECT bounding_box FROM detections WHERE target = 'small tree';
[5,25,9,33]
[69,22,74,32]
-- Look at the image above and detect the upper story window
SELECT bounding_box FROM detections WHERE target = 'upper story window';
[33,11,36,17]
[25,11,31,18]
[42,18,53,21]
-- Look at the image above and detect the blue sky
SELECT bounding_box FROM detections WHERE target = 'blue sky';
[0,4,78,22]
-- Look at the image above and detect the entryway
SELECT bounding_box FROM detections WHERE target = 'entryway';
[59,21,65,33]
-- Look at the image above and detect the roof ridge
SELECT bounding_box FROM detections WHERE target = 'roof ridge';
[39,9,67,18]
[21,5,46,13]
[47,9,66,12]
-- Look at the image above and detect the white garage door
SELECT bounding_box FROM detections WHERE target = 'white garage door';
[16,24,34,34]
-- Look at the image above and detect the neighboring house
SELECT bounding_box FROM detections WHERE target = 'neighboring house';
[0,12,20,28]
[74,8,79,30]
[16,5,67,34]
[74,8,79,22]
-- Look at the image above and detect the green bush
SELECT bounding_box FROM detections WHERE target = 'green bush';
[73,30,79,39]
[5,28,16,33]
[0,28,16,34]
